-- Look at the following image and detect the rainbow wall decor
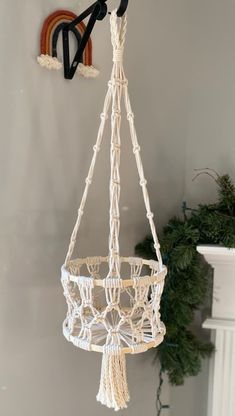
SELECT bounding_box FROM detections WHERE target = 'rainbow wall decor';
[37,10,99,78]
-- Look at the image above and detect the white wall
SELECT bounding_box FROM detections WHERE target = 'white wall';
[0,0,234,415]
[184,0,235,206]
[171,1,235,415]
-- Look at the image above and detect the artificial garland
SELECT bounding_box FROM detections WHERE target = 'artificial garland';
[136,171,235,413]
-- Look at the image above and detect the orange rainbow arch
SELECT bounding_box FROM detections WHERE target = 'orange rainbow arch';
[37,9,99,78]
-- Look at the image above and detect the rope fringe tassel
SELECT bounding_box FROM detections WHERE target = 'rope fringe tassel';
[96,349,130,411]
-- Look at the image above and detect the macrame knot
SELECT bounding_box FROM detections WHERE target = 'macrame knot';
[112,143,121,151]
[106,300,119,309]
[154,243,161,250]
[140,179,147,186]
[108,79,127,88]
[127,112,134,121]
[113,48,123,62]
[112,109,121,118]
[113,216,120,223]
[93,144,101,152]
[85,178,92,185]
[103,278,123,289]
[133,144,140,154]
[100,112,108,121]
[131,343,148,354]
[94,315,105,324]
[83,300,92,307]
[108,329,120,339]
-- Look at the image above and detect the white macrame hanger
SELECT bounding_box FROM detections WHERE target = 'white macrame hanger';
[64,10,163,273]
[61,10,166,412]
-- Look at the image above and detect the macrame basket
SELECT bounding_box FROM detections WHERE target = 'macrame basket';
[61,11,167,412]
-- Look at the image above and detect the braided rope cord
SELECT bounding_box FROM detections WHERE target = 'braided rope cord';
[64,11,163,272]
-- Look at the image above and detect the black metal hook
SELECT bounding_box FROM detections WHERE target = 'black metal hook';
[61,0,129,79]
[116,0,129,17]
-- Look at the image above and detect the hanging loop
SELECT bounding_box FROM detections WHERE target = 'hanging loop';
[97,0,108,20]
[117,0,129,17]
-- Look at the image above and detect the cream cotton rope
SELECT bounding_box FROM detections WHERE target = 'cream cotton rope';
[61,10,167,411]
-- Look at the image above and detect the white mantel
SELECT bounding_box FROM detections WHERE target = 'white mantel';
[197,245,235,416]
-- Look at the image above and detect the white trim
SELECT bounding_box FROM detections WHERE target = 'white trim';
[199,245,235,416]
[203,318,235,331]
[197,245,235,266]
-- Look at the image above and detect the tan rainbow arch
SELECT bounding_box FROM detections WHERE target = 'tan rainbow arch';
[40,9,92,66]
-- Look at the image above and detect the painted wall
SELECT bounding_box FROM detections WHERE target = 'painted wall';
[184,0,235,205]
[171,1,235,415]
[0,0,234,415]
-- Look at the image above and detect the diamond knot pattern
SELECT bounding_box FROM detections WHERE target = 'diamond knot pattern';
[62,257,166,353]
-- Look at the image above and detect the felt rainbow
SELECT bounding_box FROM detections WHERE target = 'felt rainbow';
[37,9,99,78]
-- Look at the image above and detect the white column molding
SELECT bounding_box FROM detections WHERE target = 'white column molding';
[197,245,235,416]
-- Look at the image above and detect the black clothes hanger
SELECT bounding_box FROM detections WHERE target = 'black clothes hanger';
[116,0,129,17]
[61,0,129,79]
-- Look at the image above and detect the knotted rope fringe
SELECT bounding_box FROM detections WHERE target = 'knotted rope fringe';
[63,10,164,411]
[96,346,129,411]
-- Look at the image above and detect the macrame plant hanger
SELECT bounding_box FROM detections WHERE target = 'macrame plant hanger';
[61,9,167,411]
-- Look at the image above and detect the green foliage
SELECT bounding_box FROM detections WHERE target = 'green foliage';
[136,173,235,386]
